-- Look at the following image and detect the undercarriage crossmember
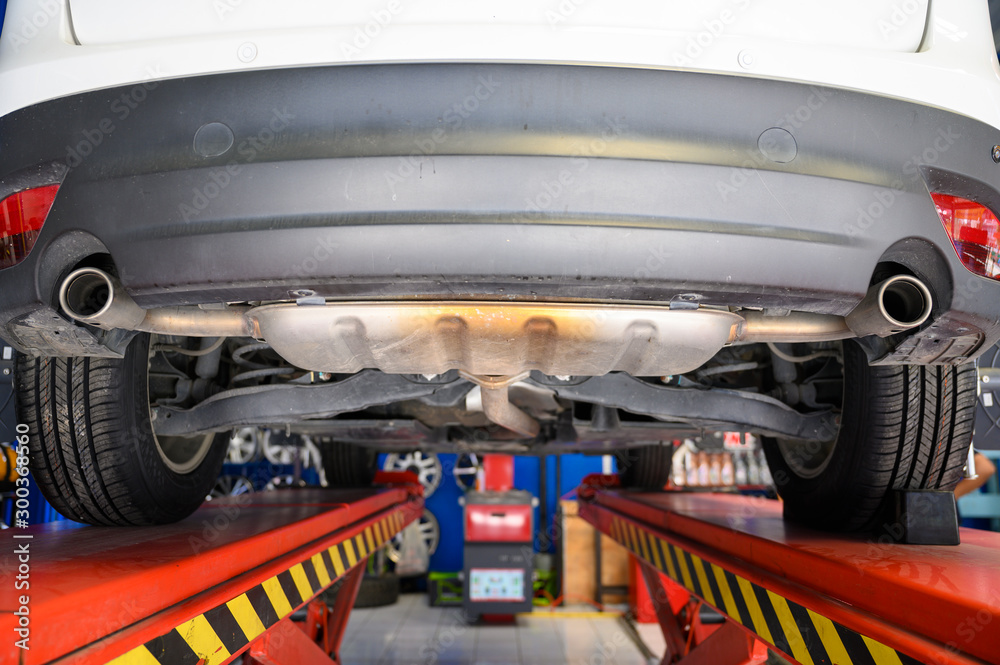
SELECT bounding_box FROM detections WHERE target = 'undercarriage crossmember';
[153,370,836,449]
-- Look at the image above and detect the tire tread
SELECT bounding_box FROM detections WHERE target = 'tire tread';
[15,337,226,526]
[764,342,976,531]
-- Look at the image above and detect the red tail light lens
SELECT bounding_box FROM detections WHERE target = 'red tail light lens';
[0,184,59,270]
[931,192,1000,280]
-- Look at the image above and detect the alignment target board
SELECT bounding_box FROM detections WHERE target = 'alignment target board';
[608,515,921,665]
[107,510,407,665]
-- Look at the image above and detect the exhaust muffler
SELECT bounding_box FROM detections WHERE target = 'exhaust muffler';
[58,268,933,434]
[59,268,935,365]
[59,268,934,359]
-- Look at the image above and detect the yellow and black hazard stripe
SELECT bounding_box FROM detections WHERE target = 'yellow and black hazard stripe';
[609,516,922,665]
[107,510,408,665]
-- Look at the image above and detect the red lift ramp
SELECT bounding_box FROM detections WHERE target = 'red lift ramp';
[1,478,422,665]
[577,477,1000,665]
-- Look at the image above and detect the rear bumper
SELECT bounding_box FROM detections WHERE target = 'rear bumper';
[1,63,999,361]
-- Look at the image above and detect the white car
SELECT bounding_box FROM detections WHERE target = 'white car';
[1,0,998,530]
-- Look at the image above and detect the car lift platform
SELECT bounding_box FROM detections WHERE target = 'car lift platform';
[2,476,423,665]
[577,477,1000,665]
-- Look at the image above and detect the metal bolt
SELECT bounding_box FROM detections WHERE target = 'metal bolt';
[2,368,9,376]
[290,289,316,298]
[984,375,992,384]
[992,145,1000,164]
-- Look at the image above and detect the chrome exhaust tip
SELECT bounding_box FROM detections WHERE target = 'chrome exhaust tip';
[59,268,146,330]
[59,267,252,337]
[845,275,933,338]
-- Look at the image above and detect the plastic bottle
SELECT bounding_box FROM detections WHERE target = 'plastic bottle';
[697,452,710,486]
[721,453,735,486]
[709,454,722,486]
[734,451,748,485]
[747,450,761,485]
[672,450,686,487]
[758,449,774,487]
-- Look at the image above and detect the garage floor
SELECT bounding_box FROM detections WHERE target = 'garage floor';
[341,593,666,664]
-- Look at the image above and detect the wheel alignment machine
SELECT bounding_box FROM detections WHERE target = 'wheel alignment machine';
[577,475,1000,665]
[1,473,423,665]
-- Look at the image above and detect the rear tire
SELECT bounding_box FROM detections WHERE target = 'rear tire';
[318,439,377,487]
[618,443,673,490]
[15,334,228,526]
[353,573,400,608]
[763,341,976,531]
[323,572,400,608]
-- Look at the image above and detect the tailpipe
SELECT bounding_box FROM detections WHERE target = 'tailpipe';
[60,268,146,330]
[59,268,252,337]
[845,275,932,338]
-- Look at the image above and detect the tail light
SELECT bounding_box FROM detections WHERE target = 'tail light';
[0,184,60,270]
[931,193,1000,280]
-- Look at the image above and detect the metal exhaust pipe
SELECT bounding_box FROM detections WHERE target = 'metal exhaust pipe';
[58,270,927,381]
[59,268,252,337]
[60,268,146,330]
[461,372,540,438]
[845,275,933,338]
[734,311,853,344]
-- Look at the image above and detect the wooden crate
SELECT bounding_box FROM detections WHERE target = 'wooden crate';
[559,499,631,606]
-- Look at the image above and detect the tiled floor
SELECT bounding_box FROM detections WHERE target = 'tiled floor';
[340,593,666,665]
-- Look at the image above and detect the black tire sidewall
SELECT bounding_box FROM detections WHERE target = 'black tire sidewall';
[353,573,400,608]
[319,439,377,488]
[762,341,975,531]
[618,443,673,490]
[763,342,894,530]
[117,334,228,523]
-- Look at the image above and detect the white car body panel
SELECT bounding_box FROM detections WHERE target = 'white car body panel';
[68,0,926,51]
[0,0,997,128]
